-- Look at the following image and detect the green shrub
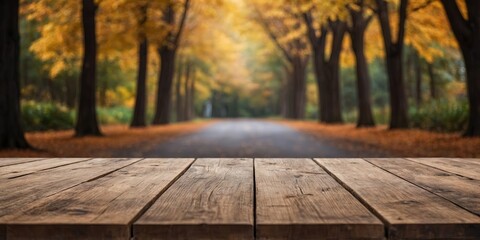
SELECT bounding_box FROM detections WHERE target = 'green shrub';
[22,102,135,131]
[97,106,132,125]
[21,101,74,131]
[410,100,468,133]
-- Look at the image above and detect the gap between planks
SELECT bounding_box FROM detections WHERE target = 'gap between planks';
[2,158,197,240]
[365,158,480,217]
[0,158,47,168]
[315,158,480,240]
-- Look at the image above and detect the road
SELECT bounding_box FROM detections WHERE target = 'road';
[117,119,392,158]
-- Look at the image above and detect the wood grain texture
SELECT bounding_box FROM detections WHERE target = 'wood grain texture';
[316,158,480,240]
[255,158,384,240]
[0,158,45,167]
[0,158,142,222]
[4,158,194,240]
[134,158,254,240]
[407,158,480,180]
[0,158,90,179]
[366,158,480,216]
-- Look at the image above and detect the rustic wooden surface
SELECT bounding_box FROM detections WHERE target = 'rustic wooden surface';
[0,157,479,240]
[366,158,480,216]
[4,158,194,240]
[0,158,90,179]
[407,158,480,180]
[0,158,142,222]
[134,158,254,240]
[315,158,480,240]
[0,158,45,167]
[255,158,383,239]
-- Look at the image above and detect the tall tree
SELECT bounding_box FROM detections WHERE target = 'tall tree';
[131,4,149,127]
[183,61,193,121]
[414,51,422,107]
[75,0,101,136]
[255,3,309,119]
[347,0,375,127]
[0,0,29,149]
[375,0,409,129]
[188,66,196,120]
[152,0,190,125]
[440,0,480,136]
[304,12,346,123]
[175,58,184,122]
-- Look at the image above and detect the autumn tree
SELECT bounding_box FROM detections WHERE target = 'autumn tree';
[131,3,149,127]
[440,0,480,136]
[174,57,185,121]
[0,0,30,148]
[375,0,409,129]
[347,0,375,127]
[175,60,194,122]
[75,0,101,136]
[184,61,195,120]
[252,1,309,119]
[152,0,190,125]
[302,1,347,123]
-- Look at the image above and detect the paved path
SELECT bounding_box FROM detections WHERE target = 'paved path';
[119,120,392,158]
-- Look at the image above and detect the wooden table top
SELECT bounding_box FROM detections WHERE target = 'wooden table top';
[0,158,479,239]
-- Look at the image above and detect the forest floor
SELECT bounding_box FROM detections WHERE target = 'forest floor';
[0,121,214,158]
[282,120,480,158]
[0,119,479,158]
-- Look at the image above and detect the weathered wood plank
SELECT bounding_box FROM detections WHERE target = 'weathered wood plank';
[366,158,480,216]
[0,158,90,179]
[315,158,480,240]
[134,158,254,240]
[0,158,45,167]
[4,158,194,240]
[255,158,384,240]
[407,158,480,180]
[0,158,142,222]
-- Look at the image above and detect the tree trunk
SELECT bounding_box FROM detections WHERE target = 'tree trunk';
[0,0,29,149]
[312,39,328,122]
[440,0,480,136]
[152,47,176,125]
[288,57,307,119]
[386,52,409,128]
[280,67,289,118]
[427,62,436,99]
[463,46,480,136]
[75,0,101,136]
[189,70,195,119]
[131,38,148,127]
[305,17,345,123]
[376,0,409,129]
[414,51,422,107]
[350,10,375,127]
[322,63,343,123]
[183,62,192,121]
[151,1,189,125]
[174,61,184,122]
[322,21,346,123]
[442,0,480,137]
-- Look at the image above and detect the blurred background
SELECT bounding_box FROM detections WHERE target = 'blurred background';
[1,0,478,157]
